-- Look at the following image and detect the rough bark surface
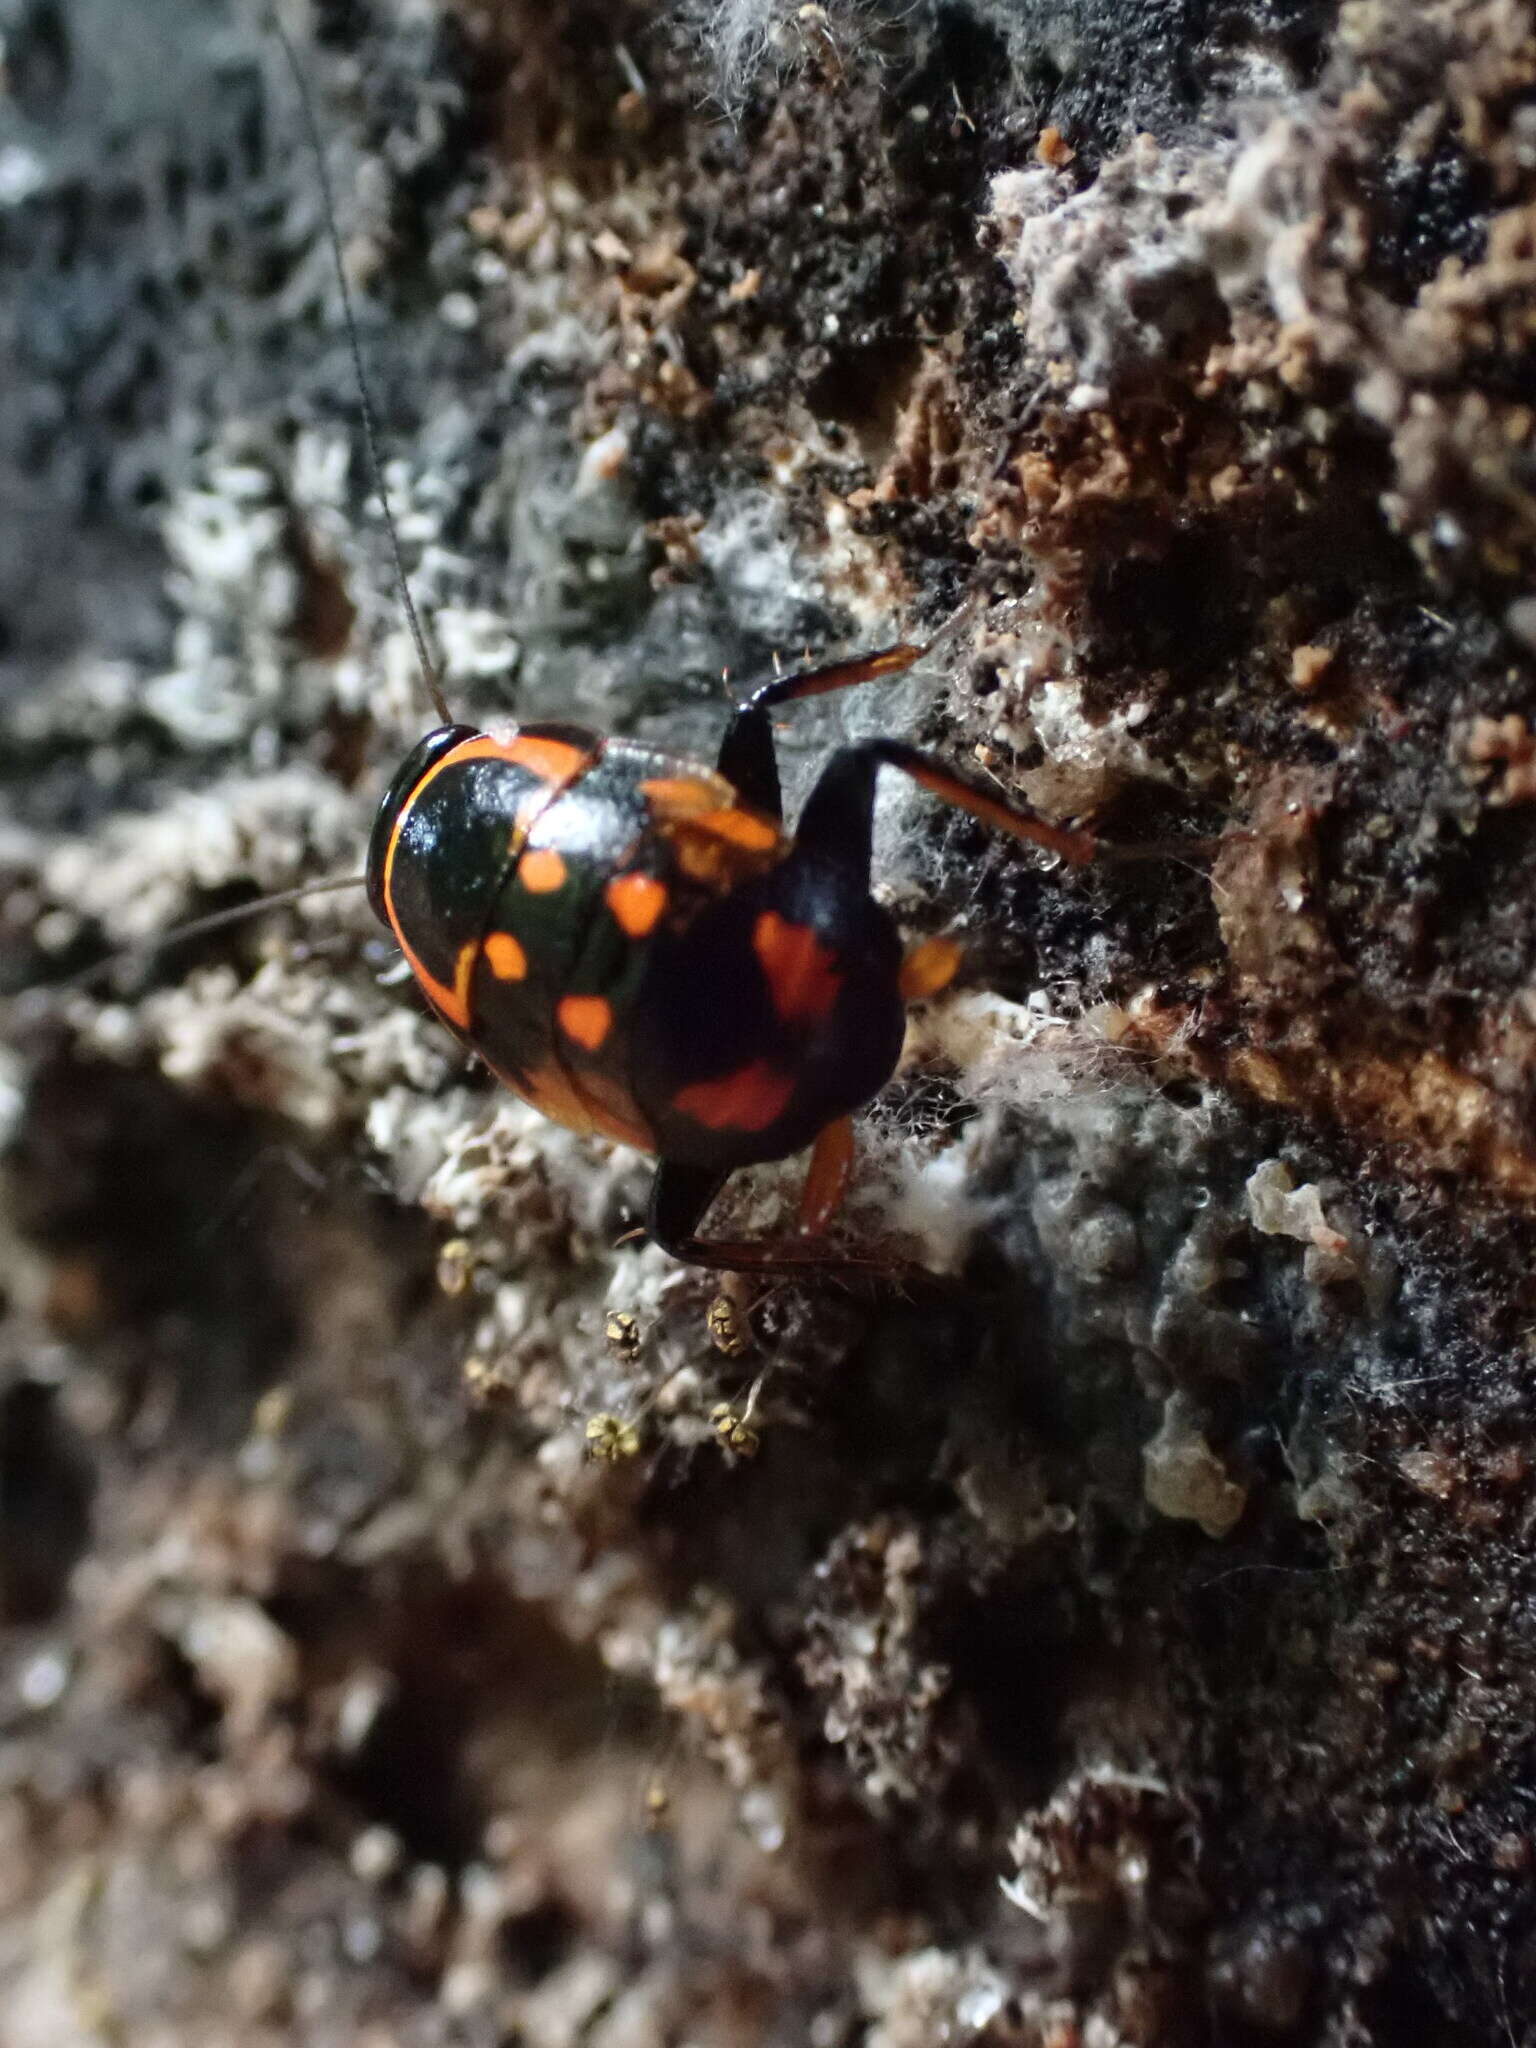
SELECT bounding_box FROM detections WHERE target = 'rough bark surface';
[4,0,1536,2042]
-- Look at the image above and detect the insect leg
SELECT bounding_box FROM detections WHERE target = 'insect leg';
[647,1161,731,1263]
[715,642,925,820]
[798,1115,854,1236]
[795,739,1100,874]
[648,1159,854,1274]
[647,1151,934,1281]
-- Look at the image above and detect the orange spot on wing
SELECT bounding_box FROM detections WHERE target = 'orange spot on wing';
[668,833,748,887]
[667,810,785,889]
[673,1060,795,1133]
[605,872,667,938]
[752,911,841,1026]
[518,847,568,893]
[898,935,963,1001]
[558,994,613,1051]
[382,728,584,957]
[429,734,524,770]
[424,730,593,789]
[642,778,782,888]
[641,774,729,818]
[484,931,528,981]
[691,808,780,851]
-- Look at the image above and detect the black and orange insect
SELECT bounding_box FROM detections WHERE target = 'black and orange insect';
[364,642,1102,1274]
[49,25,1172,1281]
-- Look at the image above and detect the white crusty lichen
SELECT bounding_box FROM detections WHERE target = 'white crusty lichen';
[675,0,882,108]
[35,768,361,954]
[1244,1157,1366,1289]
[1142,1390,1249,1539]
[990,135,1235,398]
[1244,1156,1346,1250]
[859,1946,1011,2048]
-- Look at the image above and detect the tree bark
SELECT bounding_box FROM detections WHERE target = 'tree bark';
[4,0,1536,2040]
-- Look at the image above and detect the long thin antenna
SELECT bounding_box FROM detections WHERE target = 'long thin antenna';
[272,11,453,726]
[42,874,370,995]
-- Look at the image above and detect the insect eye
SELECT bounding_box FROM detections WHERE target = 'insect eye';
[366,725,479,925]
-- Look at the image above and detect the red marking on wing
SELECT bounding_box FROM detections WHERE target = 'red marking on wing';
[752,911,841,1026]
[673,1060,796,1133]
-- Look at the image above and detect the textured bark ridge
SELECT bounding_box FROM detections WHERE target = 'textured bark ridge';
[3,0,1536,2041]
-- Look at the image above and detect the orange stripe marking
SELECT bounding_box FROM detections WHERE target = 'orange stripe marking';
[752,911,841,1026]
[518,847,568,893]
[557,995,613,1051]
[499,1058,653,1152]
[505,733,591,782]
[673,1060,795,1133]
[484,931,528,981]
[605,872,668,939]
[381,729,582,1017]
[380,735,499,996]
[402,935,478,1033]
[574,1069,654,1152]
[898,935,962,1001]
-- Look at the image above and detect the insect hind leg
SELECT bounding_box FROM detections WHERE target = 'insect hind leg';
[648,1160,860,1275]
[715,642,926,822]
[795,738,1100,875]
[645,1153,941,1286]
